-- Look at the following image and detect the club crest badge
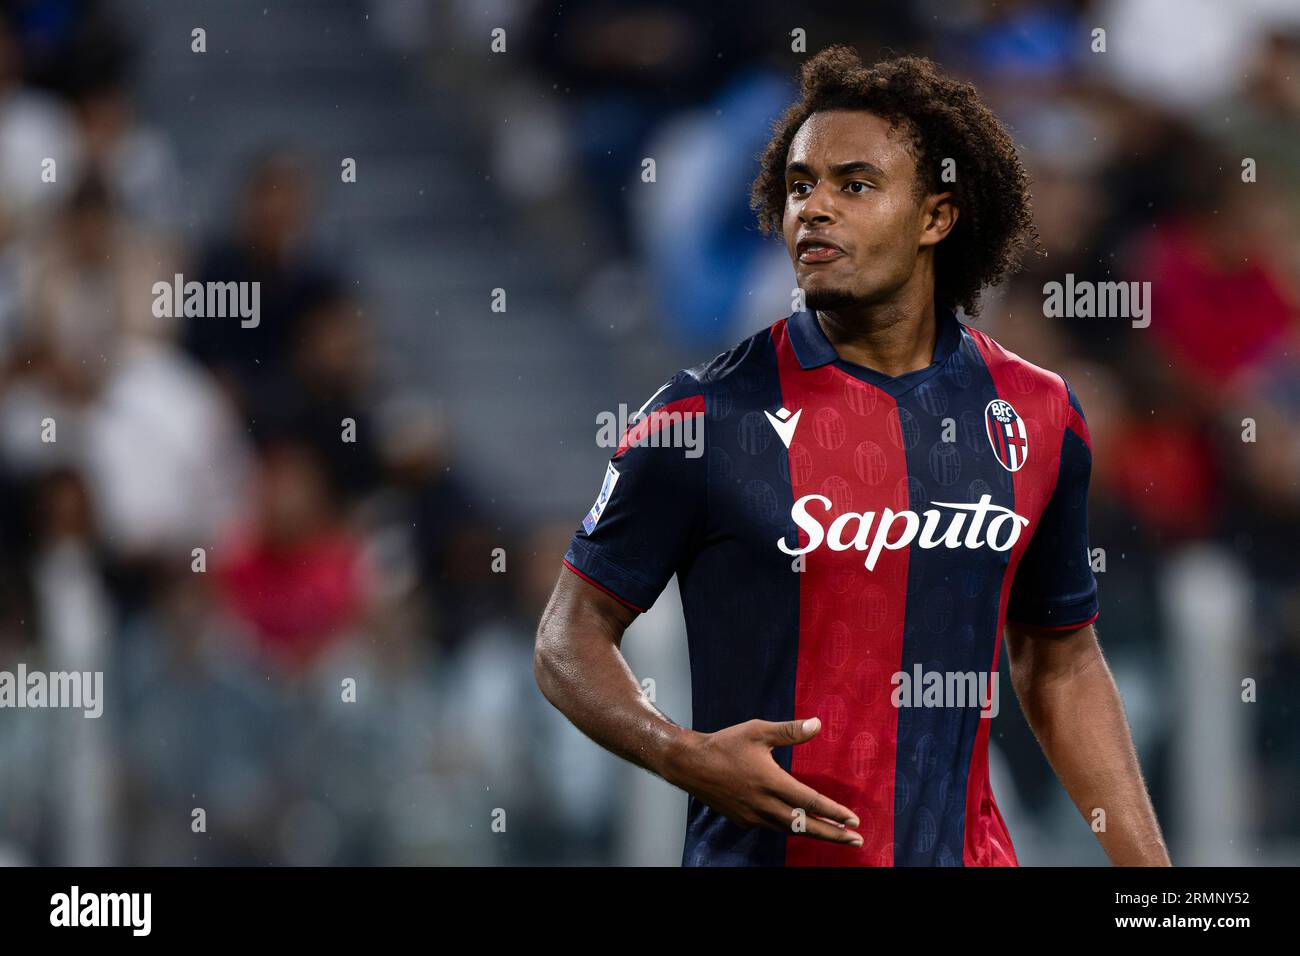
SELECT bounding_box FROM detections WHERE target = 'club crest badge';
[985,399,1028,472]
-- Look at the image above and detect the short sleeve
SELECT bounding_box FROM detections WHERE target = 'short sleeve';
[1006,381,1099,630]
[563,371,707,612]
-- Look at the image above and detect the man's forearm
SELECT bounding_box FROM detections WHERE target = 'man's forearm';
[1012,629,1171,865]
[534,587,694,783]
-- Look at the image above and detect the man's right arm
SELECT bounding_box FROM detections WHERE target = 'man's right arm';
[534,565,863,845]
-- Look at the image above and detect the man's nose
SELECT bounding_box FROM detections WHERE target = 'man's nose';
[799,184,835,224]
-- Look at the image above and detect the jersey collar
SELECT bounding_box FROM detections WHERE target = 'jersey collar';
[786,304,964,397]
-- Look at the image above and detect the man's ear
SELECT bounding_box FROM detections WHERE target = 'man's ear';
[918,191,959,249]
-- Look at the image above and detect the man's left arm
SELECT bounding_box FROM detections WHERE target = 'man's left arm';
[1004,620,1171,866]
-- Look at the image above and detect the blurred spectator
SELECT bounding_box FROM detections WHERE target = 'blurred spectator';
[214,438,370,670]
[257,284,385,501]
[22,173,175,370]
[1094,0,1300,117]
[69,71,183,234]
[182,148,340,420]
[0,173,248,566]
[632,65,797,348]
[0,17,81,234]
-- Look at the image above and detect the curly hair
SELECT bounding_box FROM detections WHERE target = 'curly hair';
[750,46,1040,317]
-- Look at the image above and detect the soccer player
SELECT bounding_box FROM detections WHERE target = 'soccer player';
[535,47,1170,866]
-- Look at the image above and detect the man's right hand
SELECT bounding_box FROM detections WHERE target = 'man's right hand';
[662,716,863,846]
[536,571,862,847]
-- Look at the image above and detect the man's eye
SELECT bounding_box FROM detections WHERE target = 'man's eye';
[790,182,811,195]
[846,181,871,193]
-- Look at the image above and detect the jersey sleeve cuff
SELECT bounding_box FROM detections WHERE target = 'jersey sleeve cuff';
[1006,592,1099,631]
[562,540,656,613]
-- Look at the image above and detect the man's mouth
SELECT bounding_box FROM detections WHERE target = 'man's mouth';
[797,239,846,264]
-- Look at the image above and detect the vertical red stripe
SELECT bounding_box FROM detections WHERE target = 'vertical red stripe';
[772,321,909,866]
[963,329,1073,866]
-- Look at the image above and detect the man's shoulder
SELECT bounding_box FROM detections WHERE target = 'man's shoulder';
[675,319,785,392]
[962,322,1072,401]
[961,322,1088,443]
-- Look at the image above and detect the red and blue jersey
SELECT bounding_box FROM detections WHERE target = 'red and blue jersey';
[563,306,1098,866]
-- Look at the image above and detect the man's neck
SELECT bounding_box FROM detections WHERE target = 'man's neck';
[814,294,940,378]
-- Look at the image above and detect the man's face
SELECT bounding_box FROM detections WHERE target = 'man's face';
[782,110,938,311]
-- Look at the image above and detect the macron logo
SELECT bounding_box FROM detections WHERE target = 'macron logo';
[764,406,801,449]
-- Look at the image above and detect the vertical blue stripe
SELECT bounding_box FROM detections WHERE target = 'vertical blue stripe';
[679,326,800,866]
[890,330,1012,866]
